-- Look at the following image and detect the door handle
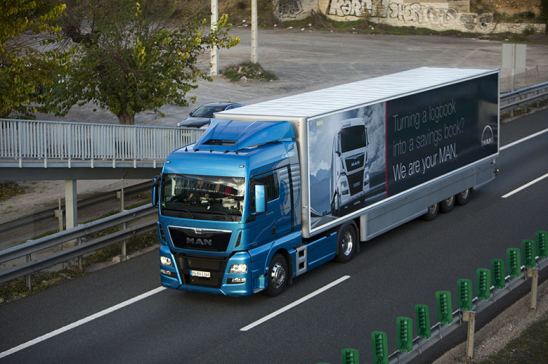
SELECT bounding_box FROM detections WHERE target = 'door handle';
[272,226,277,235]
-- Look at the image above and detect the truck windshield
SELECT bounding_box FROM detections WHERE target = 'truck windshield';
[340,125,367,153]
[161,174,245,222]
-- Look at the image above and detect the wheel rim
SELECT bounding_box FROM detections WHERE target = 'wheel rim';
[461,189,469,199]
[341,231,354,256]
[428,204,438,214]
[446,196,454,205]
[270,262,286,289]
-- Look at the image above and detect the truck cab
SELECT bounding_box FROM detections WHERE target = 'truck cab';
[331,118,370,216]
[155,120,322,296]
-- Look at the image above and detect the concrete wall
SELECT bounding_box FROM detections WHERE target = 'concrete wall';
[273,0,546,34]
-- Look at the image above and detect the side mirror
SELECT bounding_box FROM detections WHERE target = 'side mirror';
[152,175,160,207]
[255,184,266,214]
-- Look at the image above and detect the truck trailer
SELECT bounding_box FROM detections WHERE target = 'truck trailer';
[154,67,500,296]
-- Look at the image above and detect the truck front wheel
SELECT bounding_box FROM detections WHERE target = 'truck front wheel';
[265,254,289,296]
[336,223,358,263]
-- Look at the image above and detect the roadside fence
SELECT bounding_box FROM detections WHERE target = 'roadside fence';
[323,230,547,364]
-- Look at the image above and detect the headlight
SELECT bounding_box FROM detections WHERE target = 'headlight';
[230,263,247,274]
[160,256,173,266]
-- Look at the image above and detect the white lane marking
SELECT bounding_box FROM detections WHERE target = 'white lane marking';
[500,127,548,151]
[240,275,351,332]
[0,286,166,359]
[502,172,548,199]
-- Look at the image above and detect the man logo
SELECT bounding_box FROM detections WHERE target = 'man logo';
[186,237,213,246]
[481,125,495,146]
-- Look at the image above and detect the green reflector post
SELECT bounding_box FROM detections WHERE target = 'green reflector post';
[523,240,536,268]
[415,304,431,339]
[457,279,473,311]
[537,230,547,258]
[477,268,491,300]
[396,316,413,352]
[492,259,506,289]
[371,331,388,364]
[507,248,521,277]
[435,291,453,325]
[341,348,360,364]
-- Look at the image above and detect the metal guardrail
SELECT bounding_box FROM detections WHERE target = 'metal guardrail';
[500,81,548,111]
[388,257,548,363]
[0,204,155,284]
[0,119,203,166]
[0,181,150,235]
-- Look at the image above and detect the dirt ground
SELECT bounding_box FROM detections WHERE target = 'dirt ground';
[435,278,548,363]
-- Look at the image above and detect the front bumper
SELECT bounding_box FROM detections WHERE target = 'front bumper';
[159,246,256,296]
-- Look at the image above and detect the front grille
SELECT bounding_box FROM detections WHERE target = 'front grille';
[175,254,227,288]
[344,154,365,172]
[169,227,231,252]
[347,172,364,196]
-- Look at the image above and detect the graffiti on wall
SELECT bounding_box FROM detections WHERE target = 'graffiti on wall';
[327,0,372,17]
[275,0,304,19]
[385,2,495,31]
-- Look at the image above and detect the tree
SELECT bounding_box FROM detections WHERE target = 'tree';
[48,0,239,124]
[0,0,67,117]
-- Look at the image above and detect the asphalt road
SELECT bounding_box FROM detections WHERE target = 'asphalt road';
[0,110,547,363]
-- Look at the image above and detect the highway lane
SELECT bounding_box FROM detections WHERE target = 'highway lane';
[0,109,547,363]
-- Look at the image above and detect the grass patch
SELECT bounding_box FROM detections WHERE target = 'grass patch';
[222,62,278,82]
[0,182,26,202]
[479,315,548,363]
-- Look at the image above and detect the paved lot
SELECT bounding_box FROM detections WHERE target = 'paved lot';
[41,29,548,126]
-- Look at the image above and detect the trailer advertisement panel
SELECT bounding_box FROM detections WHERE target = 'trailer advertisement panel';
[308,73,498,231]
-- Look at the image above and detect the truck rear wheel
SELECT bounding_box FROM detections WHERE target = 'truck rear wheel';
[336,223,358,263]
[422,203,439,221]
[456,188,472,205]
[265,254,289,296]
[439,196,455,213]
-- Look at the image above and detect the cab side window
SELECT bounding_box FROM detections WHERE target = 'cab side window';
[250,173,279,213]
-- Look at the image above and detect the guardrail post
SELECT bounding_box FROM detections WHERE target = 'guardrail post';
[25,254,32,291]
[54,198,64,232]
[527,267,539,310]
[462,310,476,361]
[121,221,128,261]
[458,279,475,360]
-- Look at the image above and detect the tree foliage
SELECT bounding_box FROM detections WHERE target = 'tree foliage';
[0,0,67,117]
[48,0,239,124]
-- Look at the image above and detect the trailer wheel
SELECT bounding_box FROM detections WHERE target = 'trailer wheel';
[336,223,358,263]
[265,253,289,296]
[422,203,439,221]
[439,196,455,213]
[456,188,472,205]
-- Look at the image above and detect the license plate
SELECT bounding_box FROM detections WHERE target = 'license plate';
[190,270,211,278]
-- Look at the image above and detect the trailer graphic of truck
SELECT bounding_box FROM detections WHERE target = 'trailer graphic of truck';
[331,118,370,216]
[153,67,499,297]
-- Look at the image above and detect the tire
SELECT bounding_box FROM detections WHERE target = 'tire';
[265,254,289,297]
[335,223,358,263]
[422,203,439,221]
[456,188,472,205]
[439,195,455,213]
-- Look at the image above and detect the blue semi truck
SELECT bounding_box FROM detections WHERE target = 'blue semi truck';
[154,67,500,296]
